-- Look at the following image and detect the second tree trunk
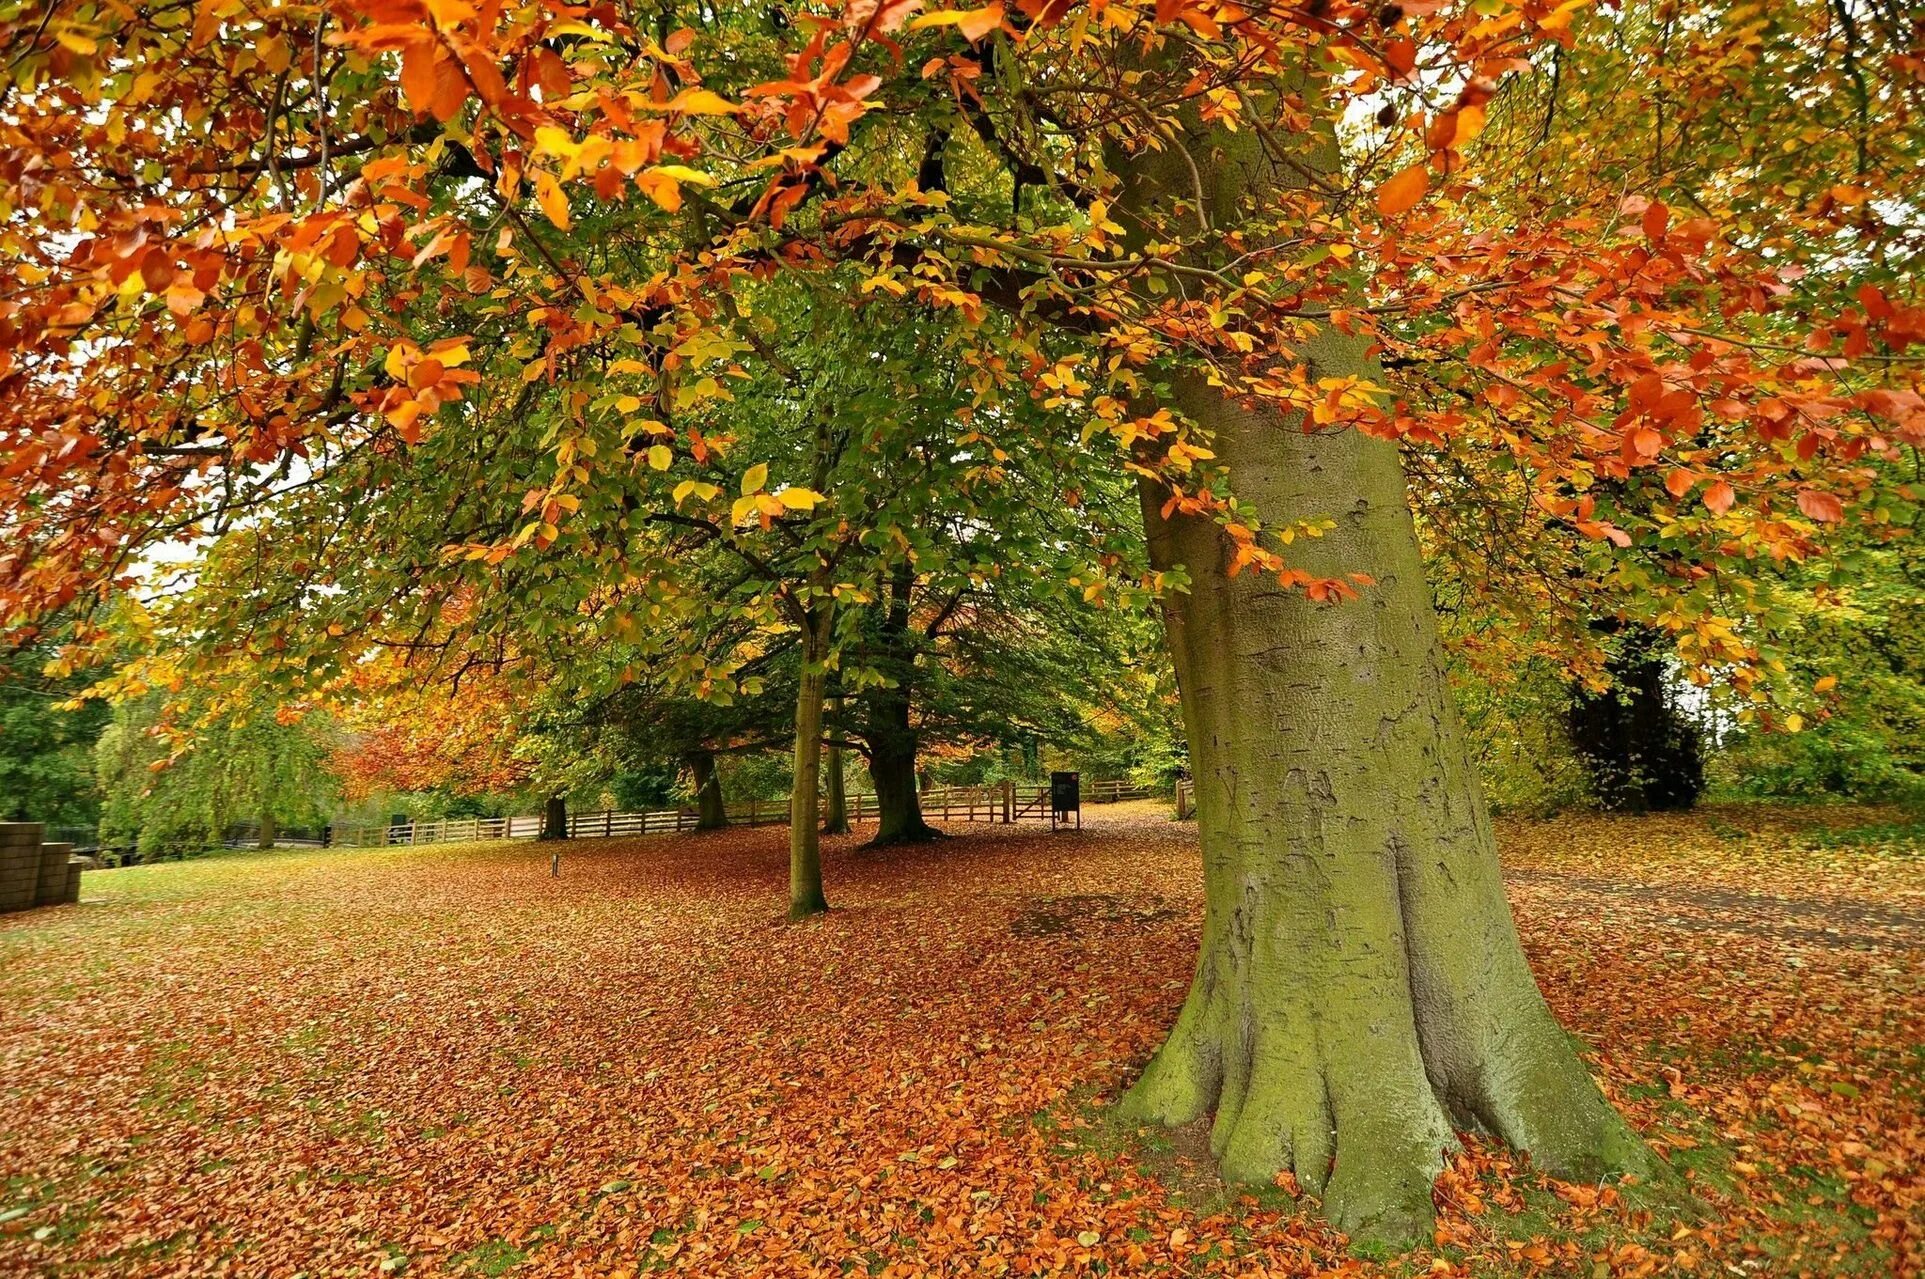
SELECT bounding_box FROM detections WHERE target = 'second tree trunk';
[788,608,832,919]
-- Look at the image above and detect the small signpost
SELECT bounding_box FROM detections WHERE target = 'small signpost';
[1050,771,1081,831]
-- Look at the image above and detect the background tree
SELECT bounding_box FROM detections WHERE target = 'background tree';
[0,635,109,825]
[95,692,336,858]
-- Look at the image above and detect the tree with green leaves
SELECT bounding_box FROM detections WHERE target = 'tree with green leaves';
[0,638,109,826]
[95,692,336,858]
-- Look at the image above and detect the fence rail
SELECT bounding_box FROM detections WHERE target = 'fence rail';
[220,823,329,849]
[326,783,1057,852]
[1084,779,1154,804]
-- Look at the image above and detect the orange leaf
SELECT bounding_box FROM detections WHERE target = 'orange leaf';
[1375,163,1429,216]
[1642,200,1669,242]
[1796,489,1844,523]
[399,37,439,116]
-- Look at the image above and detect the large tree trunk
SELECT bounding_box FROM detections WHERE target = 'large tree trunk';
[788,608,831,919]
[540,795,567,841]
[256,812,275,851]
[688,750,728,830]
[861,568,942,846]
[864,693,940,845]
[1110,77,1654,1244]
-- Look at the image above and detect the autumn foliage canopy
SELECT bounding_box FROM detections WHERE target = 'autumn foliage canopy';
[0,0,1916,718]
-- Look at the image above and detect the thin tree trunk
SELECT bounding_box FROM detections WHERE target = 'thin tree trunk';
[688,750,728,830]
[1109,76,1654,1243]
[256,812,275,851]
[788,607,832,919]
[822,696,850,836]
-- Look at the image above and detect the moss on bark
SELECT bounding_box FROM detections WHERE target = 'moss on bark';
[1110,72,1657,1246]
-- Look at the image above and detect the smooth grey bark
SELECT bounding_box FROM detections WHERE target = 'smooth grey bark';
[1109,73,1655,1243]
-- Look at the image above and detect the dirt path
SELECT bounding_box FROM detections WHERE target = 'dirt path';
[1080,798,1924,951]
[1506,868,1925,949]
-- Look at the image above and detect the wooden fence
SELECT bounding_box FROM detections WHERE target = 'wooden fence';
[1174,777,1194,819]
[327,783,1055,851]
[1084,779,1154,804]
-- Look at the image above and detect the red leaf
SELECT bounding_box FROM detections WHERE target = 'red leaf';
[1642,200,1669,242]
[1384,38,1416,79]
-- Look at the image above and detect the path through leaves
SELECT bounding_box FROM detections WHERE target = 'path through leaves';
[2,805,1918,1276]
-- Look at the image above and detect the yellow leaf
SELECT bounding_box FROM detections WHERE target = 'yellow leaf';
[1785,714,1805,733]
[1814,675,1838,693]
[740,462,768,495]
[534,126,580,160]
[911,5,1004,40]
[651,164,716,187]
[55,29,97,55]
[776,487,823,510]
[647,444,672,471]
[533,171,571,229]
[660,88,737,115]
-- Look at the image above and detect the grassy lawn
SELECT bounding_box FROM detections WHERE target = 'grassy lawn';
[2,804,1919,1276]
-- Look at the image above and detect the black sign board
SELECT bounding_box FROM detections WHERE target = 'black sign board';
[1050,771,1080,829]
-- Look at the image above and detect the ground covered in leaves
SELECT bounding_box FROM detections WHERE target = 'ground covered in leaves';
[2,803,1919,1278]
